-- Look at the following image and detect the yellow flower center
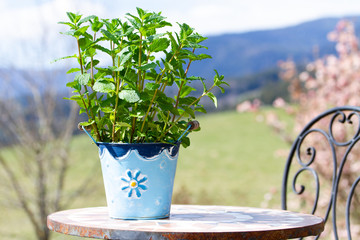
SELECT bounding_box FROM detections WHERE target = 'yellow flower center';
[130,181,137,187]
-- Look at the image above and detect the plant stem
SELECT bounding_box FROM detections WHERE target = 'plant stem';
[77,39,84,75]
[138,33,143,91]
[148,81,168,123]
[112,72,121,142]
[91,33,103,137]
[77,38,102,141]
[131,32,144,142]
[110,40,118,141]
[171,49,195,122]
[157,84,216,142]
[141,51,151,91]
[130,104,138,143]
[140,45,182,133]
[84,86,102,141]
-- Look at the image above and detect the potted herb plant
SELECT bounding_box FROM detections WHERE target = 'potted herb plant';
[57,8,227,219]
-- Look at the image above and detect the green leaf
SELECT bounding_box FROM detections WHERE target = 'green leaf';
[100,107,113,113]
[147,33,166,42]
[66,80,81,91]
[66,68,81,74]
[112,66,125,72]
[130,111,145,118]
[78,15,96,25]
[85,59,99,70]
[126,14,142,29]
[64,94,81,101]
[179,96,197,105]
[157,95,178,116]
[66,80,78,88]
[93,79,115,93]
[157,111,168,122]
[119,89,140,103]
[187,76,205,81]
[58,21,76,29]
[149,38,170,52]
[184,42,206,49]
[78,37,92,51]
[60,30,76,36]
[91,19,103,32]
[79,108,87,115]
[75,73,91,85]
[136,7,146,19]
[181,137,190,148]
[124,70,138,86]
[115,123,131,134]
[51,54,77,64]
[116,122,132,128]
[74,26,89,38]
[156,20,172,29]
[218,85,225,94]
[195,105,207,113]
[195,53,212,60]
[178,50,211,61]
[190,33,208,44]
[138,62,157,71]
[178,49,196,60]
[213,69,225,86]
[147,122,161,132]
[164,62,174,71]
[179,85,196,98]
[95,67,113,77]
[66,12,79,24]
[64,95,85,108]
[206,92,217,108]
[116,48,132,66]
[101,29,119,44]
[179,23,194,41]
[200,78,208,93]
[145,82,160,90]
[167,32,179,53]
[182,106,195,118]
[79,120,95,127]
[93,44,112,55]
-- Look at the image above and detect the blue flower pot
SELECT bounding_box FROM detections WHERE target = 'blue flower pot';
[97,142,180,219]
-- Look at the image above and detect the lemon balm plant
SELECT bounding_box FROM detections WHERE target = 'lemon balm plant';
[58,8,227,147]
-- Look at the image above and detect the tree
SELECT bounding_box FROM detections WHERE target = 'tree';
[0,1,98,239]
[0,68,99,240]
[270,20,360,238]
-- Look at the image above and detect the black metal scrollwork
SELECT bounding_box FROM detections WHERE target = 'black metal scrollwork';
[282,106,360,240]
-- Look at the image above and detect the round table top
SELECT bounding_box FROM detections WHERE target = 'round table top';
[47,205,324,240]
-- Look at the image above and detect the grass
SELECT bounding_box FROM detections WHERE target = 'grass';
[173,109,290,206]
[0,108,292,240]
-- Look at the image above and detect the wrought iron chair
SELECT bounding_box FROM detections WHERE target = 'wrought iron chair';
[282,106,360,239]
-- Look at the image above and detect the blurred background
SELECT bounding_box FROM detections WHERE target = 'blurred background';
[1,0,360,239]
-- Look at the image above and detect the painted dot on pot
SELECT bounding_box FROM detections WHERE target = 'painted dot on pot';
[160,160,166,169]
[130,180,137,188]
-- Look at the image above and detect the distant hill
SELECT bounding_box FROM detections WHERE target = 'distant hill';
[2,15,360,106]
[189,16,360,79]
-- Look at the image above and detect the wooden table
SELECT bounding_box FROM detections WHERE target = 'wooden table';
[47,205,324,240]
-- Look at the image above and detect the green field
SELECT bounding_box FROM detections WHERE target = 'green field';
[0,109,292,240]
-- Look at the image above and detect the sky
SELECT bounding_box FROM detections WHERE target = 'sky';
[1,0,360,68]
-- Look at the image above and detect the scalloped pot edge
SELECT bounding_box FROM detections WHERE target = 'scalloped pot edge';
[99,145,179,161]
